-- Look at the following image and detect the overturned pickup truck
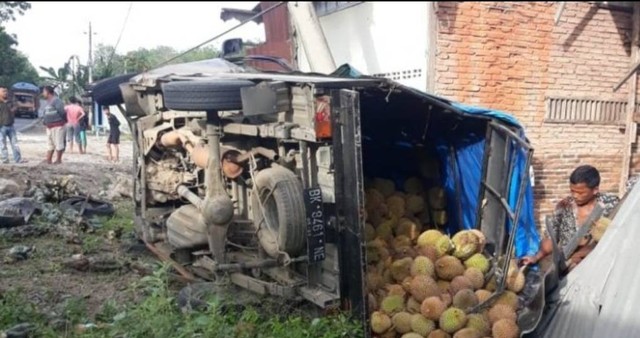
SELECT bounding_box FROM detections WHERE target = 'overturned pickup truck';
[95,58,546,337]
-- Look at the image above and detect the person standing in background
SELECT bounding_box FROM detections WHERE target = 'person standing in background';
[104,106,120,163]
[64,97,86,154]
[0,85,25,163]
[41,85,67,164]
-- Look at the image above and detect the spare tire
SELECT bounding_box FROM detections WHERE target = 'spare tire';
[91,73,138,106]
[161,79,254,111]
[250,166,306,258]
[59,196,115,217]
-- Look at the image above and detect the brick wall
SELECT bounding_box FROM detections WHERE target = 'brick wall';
[435,2,638,224]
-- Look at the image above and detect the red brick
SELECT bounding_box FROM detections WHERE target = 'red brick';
[436,1,634,225]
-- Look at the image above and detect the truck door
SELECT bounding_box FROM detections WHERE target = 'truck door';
[330,88,369,332]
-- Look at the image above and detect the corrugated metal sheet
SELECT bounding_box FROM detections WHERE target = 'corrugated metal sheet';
[532,182,640,337]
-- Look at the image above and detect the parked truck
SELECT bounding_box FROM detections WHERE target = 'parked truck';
[9,82,40,119]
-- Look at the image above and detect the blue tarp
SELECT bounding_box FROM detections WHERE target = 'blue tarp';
[332,64,541,258]
[435,102,540,258]
[11,82,39,92]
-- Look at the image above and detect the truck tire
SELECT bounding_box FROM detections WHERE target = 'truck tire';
[91,73,138,106]
[161,80,254,111]
[251,166,306,258]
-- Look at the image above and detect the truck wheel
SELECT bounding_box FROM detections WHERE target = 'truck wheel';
[251,166,306,258]
[91,73,138,106]
[161,80,254,111]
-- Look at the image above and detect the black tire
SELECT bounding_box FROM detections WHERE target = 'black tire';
[59,196,115,217]
[161,79,254,111]
[91,73,138,106]
[250,166,306,258]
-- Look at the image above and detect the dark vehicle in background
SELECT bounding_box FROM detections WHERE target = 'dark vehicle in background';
[10,82,40,119]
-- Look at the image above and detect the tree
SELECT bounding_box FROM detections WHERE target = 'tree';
[39,55,89,100]
[0,2,39,86]
[0,1,30,22]
[92,44,220,80]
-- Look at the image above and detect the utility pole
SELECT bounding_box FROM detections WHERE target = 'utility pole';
[84,22,96,83]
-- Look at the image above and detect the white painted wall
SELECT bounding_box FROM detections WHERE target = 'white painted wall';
[296,2,430,92]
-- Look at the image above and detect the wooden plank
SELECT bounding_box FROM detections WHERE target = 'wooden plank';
[614,59,640,92]
[620,2,640,196]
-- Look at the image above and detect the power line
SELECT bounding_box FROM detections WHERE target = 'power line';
[106,2,134,73]
[151,1,286,70]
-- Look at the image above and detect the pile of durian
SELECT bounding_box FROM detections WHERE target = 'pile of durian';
[364,177,525,338]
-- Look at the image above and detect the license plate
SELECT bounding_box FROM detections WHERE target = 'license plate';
[305,187,326,263]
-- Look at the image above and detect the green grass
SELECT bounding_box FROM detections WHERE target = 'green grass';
[0,263,363,338]
[2,203,363,337]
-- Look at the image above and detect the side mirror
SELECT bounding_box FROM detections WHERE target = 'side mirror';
[222,38,244,58]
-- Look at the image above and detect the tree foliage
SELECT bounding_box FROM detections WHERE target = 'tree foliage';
[0,2,39,86]
[92,44,220,81]
[39,55,89,100]
[0,1,30,22]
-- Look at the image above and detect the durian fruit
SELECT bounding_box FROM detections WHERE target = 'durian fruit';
[366,188,386,213]
[487,304,517,325]
[381,294,406,315]
[451,231,480,260]
[465,313,491,336]
[368,293,379,313]
[397,218,421,241]
[449,276,474,296]
[404,177,424,195]
[417,245,439,263]
[402,333,425,338]
[437,280,451,295]
[392,312,414,334]
[366,271,384,292]
[464,268,485,290]
[506,261,526,293]
[440,293,453,308]
[464,253,490,274]
[406,297,422,314]
[438,307,468,334]
[387,195,406,219]
[365,223,377,242]
[421,296,447,321]
[391,257,413,282]
[410,275,440,302]
[495,291,519,311]
[373,178,396,198]
[386,284,407,298]
[452,289,479,311]
[470,229,486,253]
[371,311,392,334]
[428,187,447,209]
[411,256,435,278]
[492,318,519,338]
[380,331,398,338]
[453,328,481,338]
[484,275,497,292]
[475,289,492,304]
[394,235,414,249]
[406,194,426,215]
[592,217,611,242]
[427,329,452,338]
[376,220,395,241]
[417,230,444,248]
[411,314,436,337]
[393,246,418,260]
[433,210,448,226]
[435,236,454,258]
[435,256,465,281]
